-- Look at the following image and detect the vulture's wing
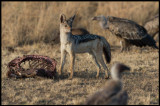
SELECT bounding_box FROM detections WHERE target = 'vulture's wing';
[84,81,122,105]
[107,90,128,105]
[107,16,158,49]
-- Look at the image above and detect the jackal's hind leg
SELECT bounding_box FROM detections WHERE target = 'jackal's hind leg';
[96,53,109,79]
[91,53,101,78]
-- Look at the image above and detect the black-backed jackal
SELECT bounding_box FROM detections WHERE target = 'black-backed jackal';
[59,14,111,79]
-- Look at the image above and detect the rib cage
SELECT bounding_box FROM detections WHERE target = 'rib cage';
[7,55,57,78]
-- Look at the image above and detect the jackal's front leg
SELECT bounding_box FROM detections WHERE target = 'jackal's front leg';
[68,53,75,80]
[59,50,67,76]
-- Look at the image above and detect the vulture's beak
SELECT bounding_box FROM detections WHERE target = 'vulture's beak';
[91,17,97,21]
[118,63,131,73]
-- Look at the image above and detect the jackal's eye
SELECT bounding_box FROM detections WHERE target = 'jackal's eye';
[65,25,67,27]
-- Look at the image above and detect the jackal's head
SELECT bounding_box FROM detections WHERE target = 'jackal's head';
[60,14,76,33]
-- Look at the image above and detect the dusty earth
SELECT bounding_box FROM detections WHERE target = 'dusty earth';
[1,43,159,105]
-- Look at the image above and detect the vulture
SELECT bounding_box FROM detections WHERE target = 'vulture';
[92,15,159,52]
[84,63,130,105]
[144,15,159,42]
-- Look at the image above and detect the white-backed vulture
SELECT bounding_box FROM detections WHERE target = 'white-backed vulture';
[84,63,130,105]
[144,15,159,42]
[92,15,158,52]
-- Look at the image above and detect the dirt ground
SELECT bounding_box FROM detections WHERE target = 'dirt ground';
[1,43,159,105]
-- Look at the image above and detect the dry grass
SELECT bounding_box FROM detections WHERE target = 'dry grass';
[2,1,159,47]
[1,1,159,105]
[2,44,159,105]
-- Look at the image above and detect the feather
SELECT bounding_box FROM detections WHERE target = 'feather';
[84,63,130,105]
[92,15,158,49]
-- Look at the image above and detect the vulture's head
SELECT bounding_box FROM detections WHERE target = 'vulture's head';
[111,63,130,81]
[91,15,106,21]
[91,15,108,29]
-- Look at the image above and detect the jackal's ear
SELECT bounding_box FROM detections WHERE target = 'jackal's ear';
[60,14,66,23]
[70,14,76,22]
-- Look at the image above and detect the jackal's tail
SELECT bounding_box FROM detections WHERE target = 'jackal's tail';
[100,36,111,63]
